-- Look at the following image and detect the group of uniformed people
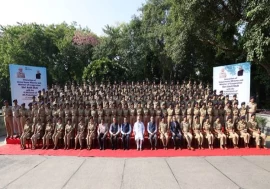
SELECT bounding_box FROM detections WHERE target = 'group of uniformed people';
[1,80,267,150]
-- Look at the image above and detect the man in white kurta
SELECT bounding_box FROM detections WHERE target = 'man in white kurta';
[133,116,145,151]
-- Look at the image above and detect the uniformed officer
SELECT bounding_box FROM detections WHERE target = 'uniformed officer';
[237,116,250,148]
[2,100,13,138]
[19,103,27,135]
[193,116,204,149]
[20,118,32,150]
[52,117,64,150]
[42,118,54,150]
[86,117,96,150]
[181,116,194,150]
[186,102,193,126]
[12,99,21,138]
[248,114,267,149]
[214,117,227,149]
[129,102,136,126]
[64,119,73,150]
[159,117,169,149]
[31,118,44,149]
[74,119,85,150]
[232,102,239,126]
[203,117,214,150]
[226,116,239,148]
[247,97,257,121]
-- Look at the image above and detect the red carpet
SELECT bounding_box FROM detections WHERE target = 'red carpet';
[0,144,270,157]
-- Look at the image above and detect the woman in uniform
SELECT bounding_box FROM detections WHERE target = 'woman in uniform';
[31,118,44,150]
[75,119,86,150]
[86,117,96,150]
[237,116,250,148]
[193,116,204,149]
[42,118,54,150]
[213,117,227,149]
[203,117,214,150]
[52,117,64,150]
[64,119,73,150]
[20,118,32,150]
[226,116,239,149]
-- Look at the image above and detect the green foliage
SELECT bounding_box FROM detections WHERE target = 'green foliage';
[83,58,126,83]
[0,23,98,100]
[256,116,267,128]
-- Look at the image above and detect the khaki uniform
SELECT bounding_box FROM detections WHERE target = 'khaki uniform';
[214,121,226,147]
[20,123,32,147]
[123,108,130,123]
[224,107,232,123]
[12,105,21,135]
[129,108,136,126]
[181,121,192,148]
[232,107,239,125]
[84,108,91,124]
[43,122,54,147]
[248,119,266,146]
[155,108,162,126]
[174,108,181,123]
[19,108,28,133]
[203,122,214,145]
[38,107,46,124]
[237,120,250,144]
[159,121,169,147]
[71,107,78,125]
[52,123,64,147]
[87,122,96,148]
[248,102,257,121]
[2,106,13,137]
[142,107,150,127]
[32,107,39,125]
[75,123,85,149]
[226,121,239,145]
[64,123,73,148]
[193,122,203,146]
[207,106,213,124]
[97,108,105,124]
[186,107,193,125]
[31,122,44,147]
[104,108,111,125]
[199,108,207,126]
[167,108,174,125]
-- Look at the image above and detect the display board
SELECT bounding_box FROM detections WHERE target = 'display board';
[213,62,251,106]
[9,64,47,106]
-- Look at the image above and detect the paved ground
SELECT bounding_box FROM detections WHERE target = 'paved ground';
[1,136,270,189]
[0,155,270,189]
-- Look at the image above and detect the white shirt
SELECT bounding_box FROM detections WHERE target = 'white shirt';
[133,121,145,140]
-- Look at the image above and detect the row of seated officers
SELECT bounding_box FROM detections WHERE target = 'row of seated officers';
[20,114,267,151]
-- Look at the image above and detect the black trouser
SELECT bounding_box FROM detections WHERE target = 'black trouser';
[122,134,130,149]
[149,134,157,148]
[110,135,118,149]
[172,133,182,148]
[98,133,105,149]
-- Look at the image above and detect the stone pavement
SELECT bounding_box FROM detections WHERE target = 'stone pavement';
[0,155,270,189]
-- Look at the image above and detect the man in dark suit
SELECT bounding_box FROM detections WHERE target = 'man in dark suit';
[170,116,182,150]
[237,66,244,76]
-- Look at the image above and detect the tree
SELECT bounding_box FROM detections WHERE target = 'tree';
[83,58,126,83]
